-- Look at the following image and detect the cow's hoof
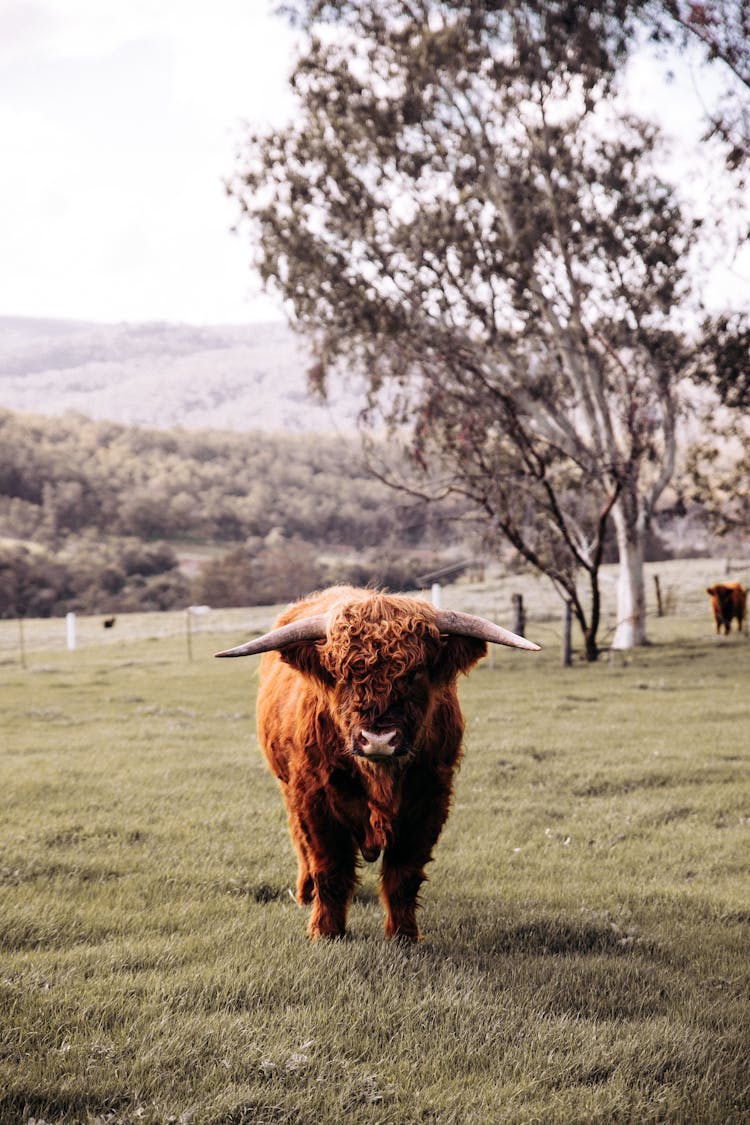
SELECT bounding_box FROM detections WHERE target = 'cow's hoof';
[386,927,420,943]
[309,926,349,942]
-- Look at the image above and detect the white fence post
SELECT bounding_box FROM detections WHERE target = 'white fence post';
[431,583,441,608]
[66,612,76,651]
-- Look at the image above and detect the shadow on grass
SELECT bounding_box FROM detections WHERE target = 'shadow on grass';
[482,916,655,957]
[221,879,289,903]
[408,909,678,1021]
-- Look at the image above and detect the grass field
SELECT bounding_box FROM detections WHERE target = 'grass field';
[1,565,749,1123]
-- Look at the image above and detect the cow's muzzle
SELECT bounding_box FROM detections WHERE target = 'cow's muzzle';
[353,729,404,761]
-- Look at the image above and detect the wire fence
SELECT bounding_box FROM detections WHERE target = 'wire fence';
[1,556,746,665]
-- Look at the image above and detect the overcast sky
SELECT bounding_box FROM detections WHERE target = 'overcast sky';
[1,1,746,328]
[0,0,298,325]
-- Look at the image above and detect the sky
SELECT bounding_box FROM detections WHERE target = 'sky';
[0,0,299,325]
[0,1,746,328]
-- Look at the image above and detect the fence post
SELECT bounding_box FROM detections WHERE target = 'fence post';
[653,574,663,617]
[562,601,572,667]
[66,612,76,651]
[511,593,526,637]
[18,617,27,669]
[431,582,441,609]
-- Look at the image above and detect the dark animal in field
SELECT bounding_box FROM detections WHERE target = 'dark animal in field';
[216,586,540,941]
[103,616,116,629]
[706,582,746,634]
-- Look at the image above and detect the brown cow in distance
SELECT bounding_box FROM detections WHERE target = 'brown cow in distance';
[706,582,747,635]
[216,586,540,941]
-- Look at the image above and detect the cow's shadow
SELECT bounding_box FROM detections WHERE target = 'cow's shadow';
[402,907,676,1022]
[463,916,650,957]
[238,879,677,1021]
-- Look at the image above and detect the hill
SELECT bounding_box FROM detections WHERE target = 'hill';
[0,317,365,432]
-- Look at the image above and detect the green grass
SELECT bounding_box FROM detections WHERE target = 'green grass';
[1,585,749,1123]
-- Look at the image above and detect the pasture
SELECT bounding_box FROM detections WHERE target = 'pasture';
[1,564,749,1124]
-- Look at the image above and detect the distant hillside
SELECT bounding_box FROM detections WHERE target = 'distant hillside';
[0,317,365,432]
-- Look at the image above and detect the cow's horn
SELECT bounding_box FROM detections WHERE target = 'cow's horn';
[214,615,328,657]
[435,609,541,651]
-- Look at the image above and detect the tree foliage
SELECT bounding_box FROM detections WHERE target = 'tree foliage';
[683,310,750,541]
[231,0,720,655]
[648,1,750,541]
[653,0,750,175]
[692,313,750,410]
[0,538,189,618]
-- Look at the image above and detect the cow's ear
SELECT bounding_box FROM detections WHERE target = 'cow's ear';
[280,642,335,685]
[432,636,487,683]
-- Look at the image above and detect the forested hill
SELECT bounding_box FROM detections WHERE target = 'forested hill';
[0,317,364,432]
[0,322,470,618]
[0,409,462,617]
[0,409,418,549]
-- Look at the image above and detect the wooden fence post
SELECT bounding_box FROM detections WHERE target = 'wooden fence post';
[653,574,663,617]
[511,593,526,637]
[563,600,572,667]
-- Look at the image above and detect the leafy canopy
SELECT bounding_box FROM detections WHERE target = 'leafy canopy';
[232,0,705,655]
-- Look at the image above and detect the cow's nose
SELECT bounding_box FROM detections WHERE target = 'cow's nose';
[359,729,400,758]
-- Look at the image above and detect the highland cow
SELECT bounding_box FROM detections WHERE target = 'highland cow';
[216,586,539,941]
[706,582,746,634]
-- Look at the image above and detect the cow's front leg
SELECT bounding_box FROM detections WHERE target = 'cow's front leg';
[309,861,356,939]
[380,858,426,941]
[380,774,452,941]
[287,781,357,938]
[303,811,358,940]
[281,792,314,905]
[292,831,314,906]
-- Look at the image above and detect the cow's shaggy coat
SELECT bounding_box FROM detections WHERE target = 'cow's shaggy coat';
[706,582,746,635]
[255,587,490,940]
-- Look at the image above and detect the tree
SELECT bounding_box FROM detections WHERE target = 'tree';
[192,537,323,607]
[685,312,750,541]
[620,1,750,551]
[652,1,750,175]
[231,0,707,653]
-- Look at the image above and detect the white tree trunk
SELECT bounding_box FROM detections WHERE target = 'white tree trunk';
[611,506,648,649]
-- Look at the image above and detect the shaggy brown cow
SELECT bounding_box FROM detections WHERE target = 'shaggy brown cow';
[706,582,747,634]
[216,585,540,941]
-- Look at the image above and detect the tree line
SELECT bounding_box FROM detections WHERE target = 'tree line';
[0,409,464,617]
[0,409,421,547]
